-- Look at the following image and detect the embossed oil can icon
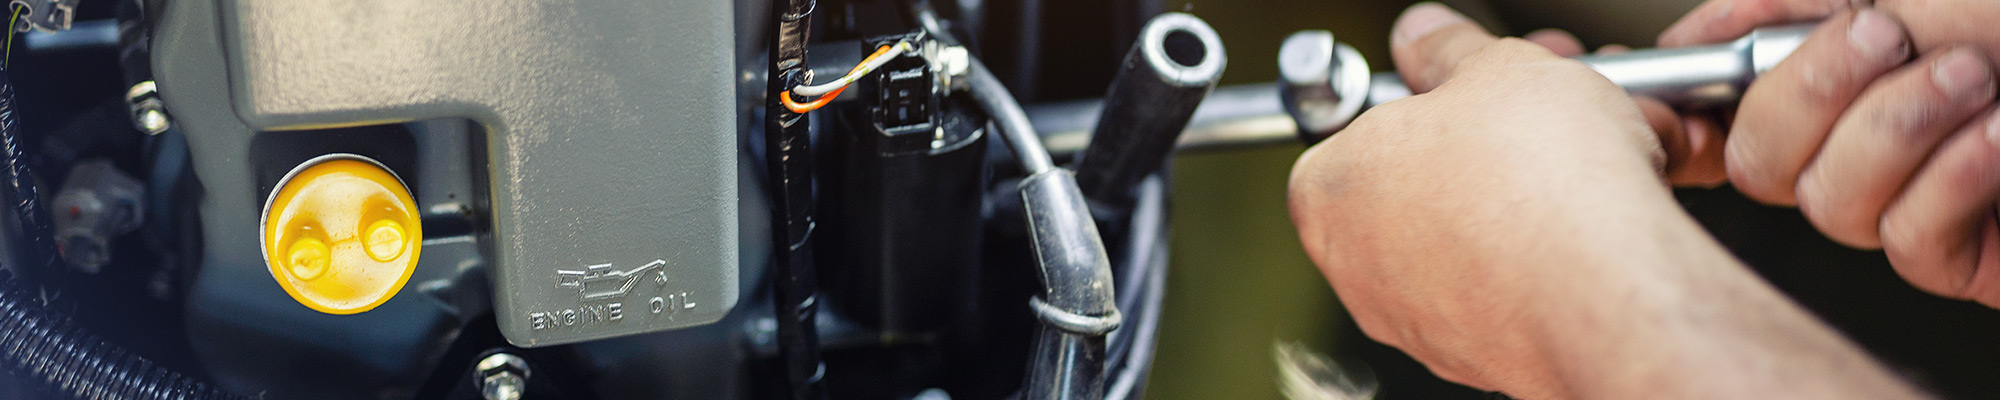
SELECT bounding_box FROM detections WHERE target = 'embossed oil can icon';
[556,259,667,301]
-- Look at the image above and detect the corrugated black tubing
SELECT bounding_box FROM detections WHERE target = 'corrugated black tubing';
[0,272,245,400]
[0,70,246,400]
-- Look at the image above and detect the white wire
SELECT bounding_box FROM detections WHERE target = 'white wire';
[790,41,914,98]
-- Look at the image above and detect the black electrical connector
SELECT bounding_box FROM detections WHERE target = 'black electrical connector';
[872,42,935,134]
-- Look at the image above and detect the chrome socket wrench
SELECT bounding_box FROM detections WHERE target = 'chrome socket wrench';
[1281,24,1815,144]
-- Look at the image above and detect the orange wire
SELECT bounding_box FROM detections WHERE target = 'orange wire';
[780,44,897,114]
[781,85,846,114]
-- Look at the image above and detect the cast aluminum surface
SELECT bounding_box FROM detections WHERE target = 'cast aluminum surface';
[157,0,739,349]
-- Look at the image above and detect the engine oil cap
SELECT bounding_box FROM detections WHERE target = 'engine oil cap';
[261,154,422,314]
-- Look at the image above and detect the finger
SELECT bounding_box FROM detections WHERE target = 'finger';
[1725,10,1909,205]
[1636,98,1691,174]
[1798,49,1997,248]
[1668,112,1731,187]
[1878,110,2000,306]
[1524,29,1586,57]
[1674,115,1731,187]
[1631,97,1731,186]
[1617,42,1726,185]
[1658,0,1861,47]
[1389,2,1499,93]
[1870,0,2000,58]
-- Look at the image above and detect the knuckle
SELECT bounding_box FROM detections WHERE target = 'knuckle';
[1792,62,1851,109]
[1352,313,1402,348]
[1724,139,1801,205]
[1288,146,1348,252]
[1878,208,1915,248]
[1873,104,1945,147]
[1486,37,1543,53]
[1466,38,1555,67]
[1425,363,1481,389]
[1800,197,1879,248]
[1796,168,1885,248]
[1887,246,1976,300]
[1880,219,1981,300]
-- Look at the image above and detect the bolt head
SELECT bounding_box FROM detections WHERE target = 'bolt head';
[481,373,525,400]
[137,109,171,135]
[474,353,532,400]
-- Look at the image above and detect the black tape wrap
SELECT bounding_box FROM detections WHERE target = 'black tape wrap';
[0,67,64,290]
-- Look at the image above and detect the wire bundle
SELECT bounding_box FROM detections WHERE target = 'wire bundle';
[780,42,913,113]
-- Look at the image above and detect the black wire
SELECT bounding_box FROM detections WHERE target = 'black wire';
[966,58,1055,174]
[1103,176,1168,400]
[765,0,827,398]
[0,57,65,300]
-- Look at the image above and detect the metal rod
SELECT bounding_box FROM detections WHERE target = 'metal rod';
[1030,84,1296,155]
[1283,24,1815,144]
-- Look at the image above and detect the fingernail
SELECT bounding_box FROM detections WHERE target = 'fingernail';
[1394,3,1468,46]
[1935,50,1995,101]
[1848,11,1907,62]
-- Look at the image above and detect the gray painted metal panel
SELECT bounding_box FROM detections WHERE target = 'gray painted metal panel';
[158,0,740,349]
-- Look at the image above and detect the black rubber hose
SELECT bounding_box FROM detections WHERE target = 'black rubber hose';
[0,271,245,400]
[0,70,245,400]
[1071,13,1224,207]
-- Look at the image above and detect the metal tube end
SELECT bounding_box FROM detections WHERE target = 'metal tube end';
[1141,12,1227,88]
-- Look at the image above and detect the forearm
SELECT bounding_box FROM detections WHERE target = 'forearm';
[1535,197,1925,399]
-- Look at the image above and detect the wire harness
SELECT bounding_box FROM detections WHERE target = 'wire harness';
[780,41,914,113]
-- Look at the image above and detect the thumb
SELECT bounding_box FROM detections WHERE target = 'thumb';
[1389,3,1500,94]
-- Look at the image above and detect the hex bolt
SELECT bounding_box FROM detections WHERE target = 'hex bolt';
[475,352,531,400]
[125,81,171,135]
[135,107,170,135]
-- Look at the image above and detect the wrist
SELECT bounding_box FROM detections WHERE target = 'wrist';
[1516,196,1731,398]
[1525,205,1922,399]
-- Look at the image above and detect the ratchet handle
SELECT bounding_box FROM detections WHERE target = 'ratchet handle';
[1283,24,1815,144]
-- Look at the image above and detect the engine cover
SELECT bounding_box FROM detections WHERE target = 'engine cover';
[154,0,740,352]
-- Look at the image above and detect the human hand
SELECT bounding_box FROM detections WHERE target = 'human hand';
[1288,3,1694,397]
[1661,0,2000,307]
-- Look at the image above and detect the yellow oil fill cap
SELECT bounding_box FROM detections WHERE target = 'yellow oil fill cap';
[261,155,422,315]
